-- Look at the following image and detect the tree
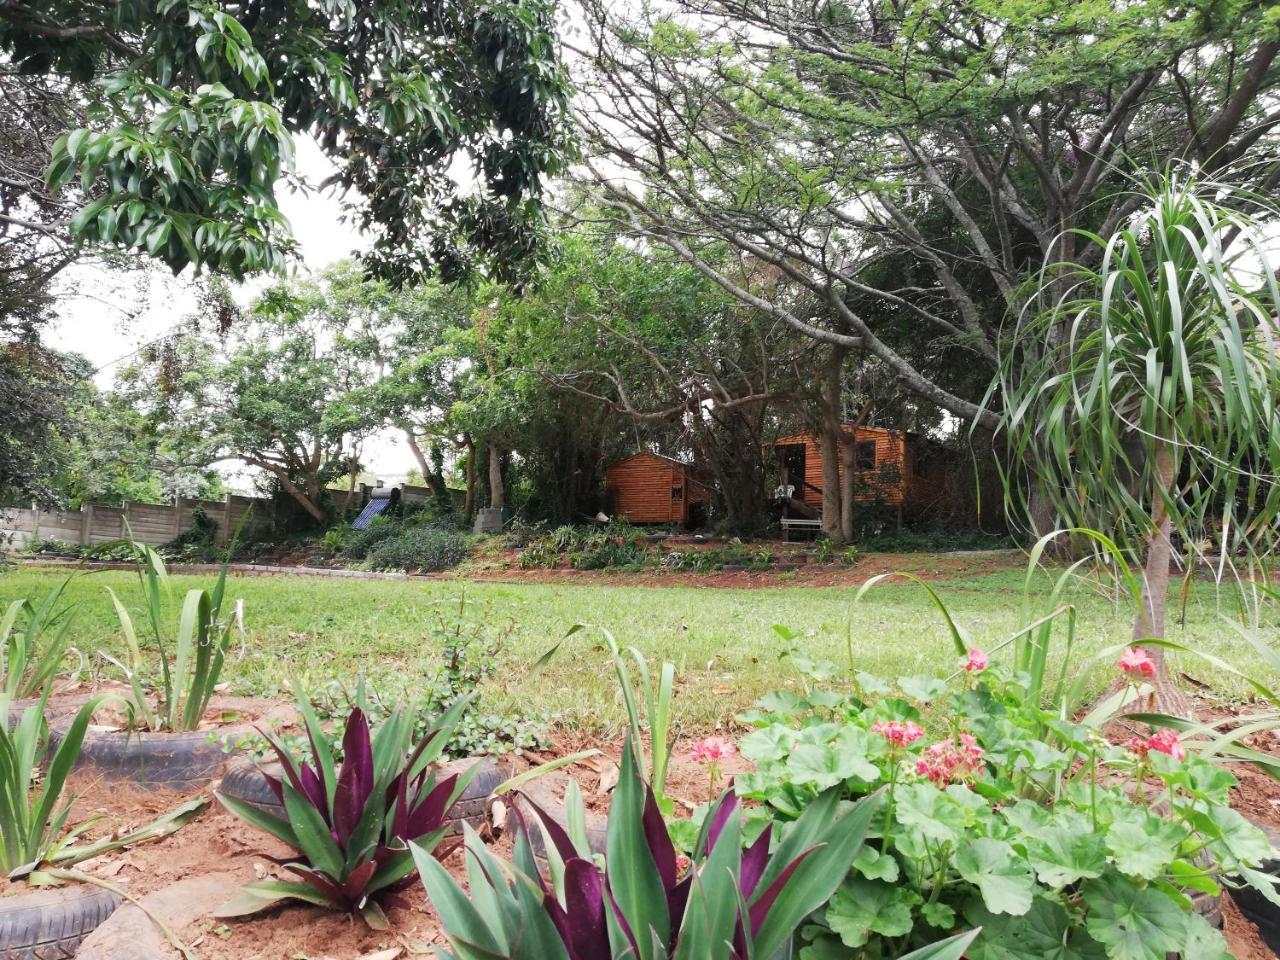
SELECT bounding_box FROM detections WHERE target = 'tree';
[147,268,385,522]
[573,0,1280,430]
[997,173,1280,713]
[5,0,571,283]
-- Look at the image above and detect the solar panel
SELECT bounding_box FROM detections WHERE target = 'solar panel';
[352,497,392,529]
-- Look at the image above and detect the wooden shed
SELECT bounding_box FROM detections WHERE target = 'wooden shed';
[768,425,946,518]
[605,453,712,527]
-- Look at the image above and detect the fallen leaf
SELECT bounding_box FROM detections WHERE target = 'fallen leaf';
[359,949,403,960]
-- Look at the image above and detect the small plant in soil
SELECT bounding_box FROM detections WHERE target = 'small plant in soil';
[216,693,472,928]
[1,695,204,881]
[415,739,978,960]
[100,542,242,732]
[1,575,81,702]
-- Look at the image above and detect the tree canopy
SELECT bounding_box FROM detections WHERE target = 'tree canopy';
[3,0,571,283]
[574,0,1280,428]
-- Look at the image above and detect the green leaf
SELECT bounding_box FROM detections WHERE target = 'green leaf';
[215,880,337,917]
[920,901,956,929]
[1082,875,1185,960]
[966,897,1106,960]
[898,675,948,702]
[894,783,968,844]
[851,844,899,882]
[1026,824,1106,888]
[786,732,878,790]
[955,838,1034,916]
[824,876,918,948]
[1105,819,1179,882]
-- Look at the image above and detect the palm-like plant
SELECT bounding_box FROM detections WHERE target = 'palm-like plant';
[998,171,1280,711]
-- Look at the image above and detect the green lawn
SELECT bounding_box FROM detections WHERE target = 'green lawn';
[2,562,1276,732]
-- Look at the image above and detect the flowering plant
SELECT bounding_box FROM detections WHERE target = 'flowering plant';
[733,644,1277,960]
[689,734,737,800]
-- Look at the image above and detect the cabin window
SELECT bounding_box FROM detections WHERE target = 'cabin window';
[672,484,684,502]
[855,440,877,470]
[913,451,928,477]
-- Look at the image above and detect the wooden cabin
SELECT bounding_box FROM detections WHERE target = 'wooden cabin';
[768,426,946,520]
[605,453,712,527]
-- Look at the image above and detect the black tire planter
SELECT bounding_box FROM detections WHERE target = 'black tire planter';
[218,755,512,835]
[5,692,97,732]
[1228,816,1280,953]
[0,883,121,959]
[50,719,254,792]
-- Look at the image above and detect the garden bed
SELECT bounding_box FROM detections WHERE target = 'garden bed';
[19,721,1272,958]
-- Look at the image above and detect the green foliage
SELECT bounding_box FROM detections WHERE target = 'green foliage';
[159,505,221,563]
[319,525,350,555]
[0,697,98,875]
[415,739,944,960]
[102,542,242,732]
[570,540,647,571]
[365,526,469,573]
[25,0,571,282]
[997,173,1280,561]
[732,601,1275,959]
[216,693,470,926]
[0,576,79,703]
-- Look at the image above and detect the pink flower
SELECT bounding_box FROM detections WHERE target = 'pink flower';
[915,735,985,786]
[963,647,989,672]
[1126,729,1186,762]
[1118,647,1157,679]
[676,854,692,876]
[871,720,925,748]
[689,736,737,764]
[1147,728,1186,761]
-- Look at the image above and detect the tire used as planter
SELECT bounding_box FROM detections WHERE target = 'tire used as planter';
[50,720,255,792]
[0,884,121,960]
[1228,816,1280,953]
[218,755,512,834]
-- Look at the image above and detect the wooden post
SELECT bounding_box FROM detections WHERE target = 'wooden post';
[220,495,233,548]
[122,500,133,540]
[173,496,185,538]
[80,503,93,547]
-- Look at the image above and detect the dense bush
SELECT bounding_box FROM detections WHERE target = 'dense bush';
[570,539,647,570]
[365,525,469,572]
[339,514,400,559]
[158,505,221,562]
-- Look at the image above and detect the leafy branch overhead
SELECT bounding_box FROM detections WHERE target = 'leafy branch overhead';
[9,0,572,281]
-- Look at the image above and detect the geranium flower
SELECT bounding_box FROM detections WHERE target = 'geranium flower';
[915,734,985,786]
[1117,647,1156,678]
[963,647,989,672]
[689,736,737,764]
[1126,729,1186,762]
[871,720,925,748]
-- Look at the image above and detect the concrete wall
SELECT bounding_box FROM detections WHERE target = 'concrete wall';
[0,495,273,550]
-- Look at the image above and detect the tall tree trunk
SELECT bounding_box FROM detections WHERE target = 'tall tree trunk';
[488,442,505,510]
[839,437,856,543]
[819,346,847,542]
[464,437,476,520]
[1133,441,1191,716]
[426,444,453,513]
[403,427,432,481]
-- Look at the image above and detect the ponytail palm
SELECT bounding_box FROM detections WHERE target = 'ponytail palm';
[998,172,1280,708]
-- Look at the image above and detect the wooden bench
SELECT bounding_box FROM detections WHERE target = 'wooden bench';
[781,517,822,541]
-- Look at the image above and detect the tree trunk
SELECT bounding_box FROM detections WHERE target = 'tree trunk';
[839,436,856,543]
[464,437,476,520]
[488,442,505,510]
[819,346,847,542]
[403,427,432,480]
[426,444,453,513]
[1132,441,1192,717]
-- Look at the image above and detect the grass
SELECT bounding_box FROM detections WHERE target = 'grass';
[2,561,1277,733]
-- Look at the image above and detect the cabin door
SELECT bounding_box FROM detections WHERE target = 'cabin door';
[779,444,806,501]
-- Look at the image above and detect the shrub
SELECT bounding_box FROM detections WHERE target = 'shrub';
[517,542,558,569]
[569,540,646,570]
[365,526,468,572]
[339,514,399,560]
[319,524,350,554]
[159,505,221,562]
[1,576,79,701]
[217,696,469,928]
[411,740,981,960]
[729,638,1275,958]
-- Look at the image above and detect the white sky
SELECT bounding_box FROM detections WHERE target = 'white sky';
[45,136,421,487]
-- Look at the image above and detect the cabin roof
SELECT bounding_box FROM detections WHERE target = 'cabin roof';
[770,424,906,446]
[606,451,696,471]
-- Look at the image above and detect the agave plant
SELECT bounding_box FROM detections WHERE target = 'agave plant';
[102,542,241,732]
[414,740,980,959]
[217,694,471,928]
[1,694,204,881]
